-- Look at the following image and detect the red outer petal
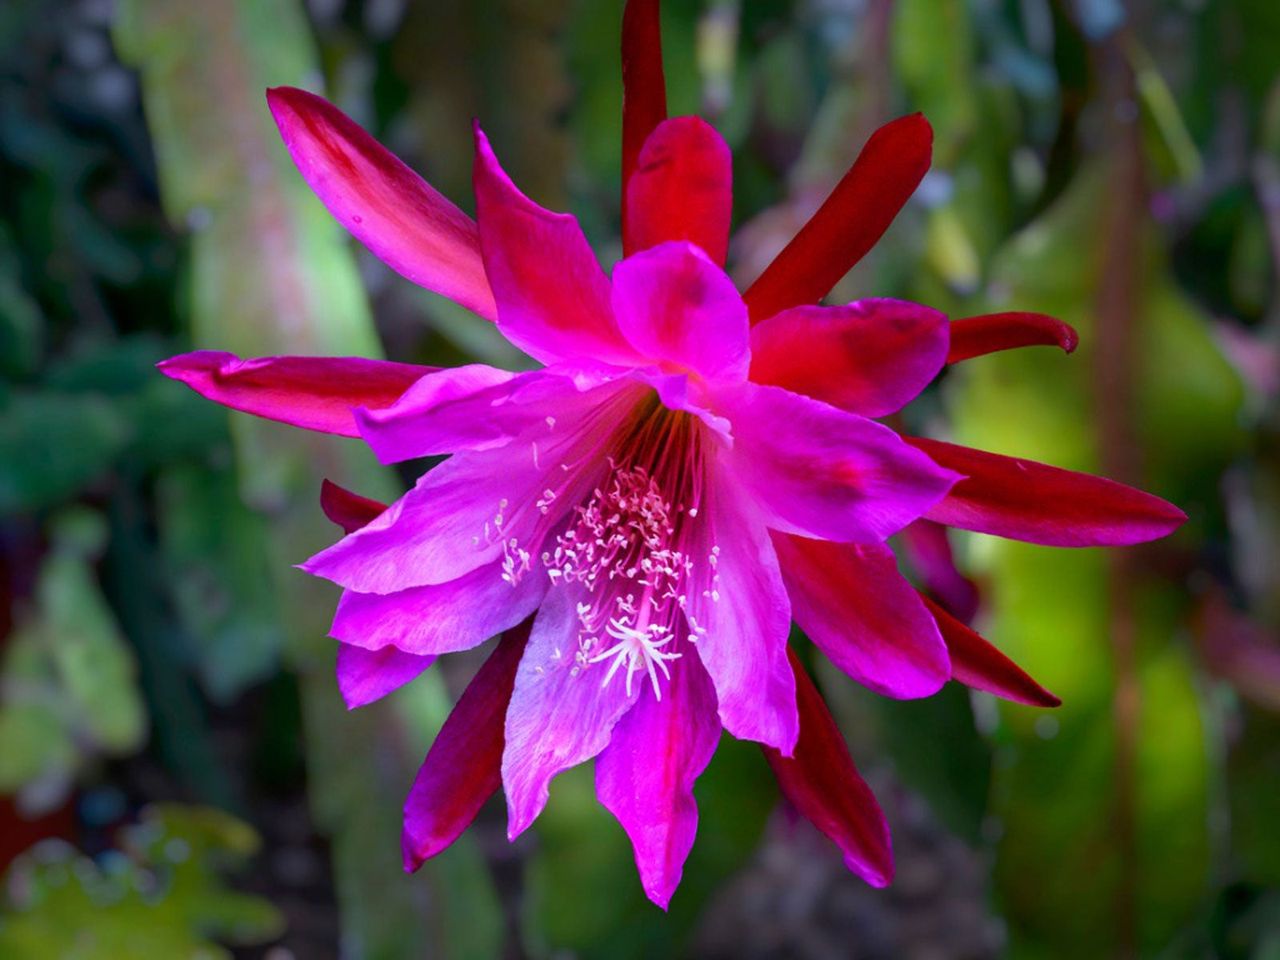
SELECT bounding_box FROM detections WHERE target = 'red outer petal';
[402,623,530,870]
[921,594,1061,707]
[899,520,980,625]
[624,116,732,263]
[908,437,1188,547]
[762,648,894,887]
[621,0,667,230]
[947,312,1079,364]
[320,479,387,534]
[749,299,949,418]
[266,87,497,320]
[157,351,432,437]
[743,114,933,325]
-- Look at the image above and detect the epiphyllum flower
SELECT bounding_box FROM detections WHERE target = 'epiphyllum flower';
[159,0,1185,909]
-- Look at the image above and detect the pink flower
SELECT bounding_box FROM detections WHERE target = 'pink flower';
[158,0,1185,908]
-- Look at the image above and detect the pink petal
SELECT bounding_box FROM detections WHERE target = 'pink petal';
[473,125,635,366]
[356,366,610,463]
[743,114,933,325]
[899,519,980,625]
[612,242,749,383]
[157,351,431,437]
[595,635,720,910]
[403,624,530,869]
[763,648,894,886]
[624,117,732,264]
[330,561,545,656]
[718,384,961,543]
[683,477,797,753]
[621,0,667,214]
[266,87,496,320]
[336,644,435,710]
[320,479,387,534]
[749,299,949,417]
[907,437,1188,546]
[920,594,1061,707]
[947,312,1079,364]
[773,535,949,699]
[502,587,641,839]
[303,447,555,593]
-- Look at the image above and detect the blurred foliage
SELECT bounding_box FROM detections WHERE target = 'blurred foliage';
[0,0,1277,958]
[0,805,284,958]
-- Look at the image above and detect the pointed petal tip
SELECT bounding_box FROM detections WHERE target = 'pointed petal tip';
[848,853,894,888]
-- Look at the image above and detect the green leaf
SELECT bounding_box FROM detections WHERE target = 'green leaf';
[0,805,284,958]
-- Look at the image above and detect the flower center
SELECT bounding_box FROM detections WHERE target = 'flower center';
[541,401,710,700]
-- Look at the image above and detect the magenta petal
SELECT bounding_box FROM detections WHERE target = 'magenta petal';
[612,242,749,383]
[266,87,496,320]
[719,384,961,543]
[330,561,544,656]
[773,535,949,699]
[750,299,949,417]
[336,644,435,709]
[921,595,1061,707]
[473,125,636,366]
[357,366,605,463]
[502,587,641,838]
[595,641,720,910]
[403,625,530,869]
[303,446,551,592]
[947,311,1078,364]
[624,117,732,264]
[684,478,797,753]
[764,649,894,886]
[320,479,388,534]
[908,437,1188,546]
[157,351,431,437]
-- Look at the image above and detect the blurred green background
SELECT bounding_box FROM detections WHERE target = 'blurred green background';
[1,0,1278,957]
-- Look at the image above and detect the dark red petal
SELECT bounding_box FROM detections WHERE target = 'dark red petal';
[157,351,433,437]
[743,114,933,325]
[899,520,980,625]
[402,623,530,870]
[266,87,496,320]
[624,116,732,263]
[907,437,1188,547]
[920,594,1061,708]
[946,312,1079,364]
[621,0,667,216]
[319,479,387,534]
[762,648,894,887]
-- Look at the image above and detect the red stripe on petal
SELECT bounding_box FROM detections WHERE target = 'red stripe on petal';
[158,351,432,437]
[624,116,732,263]
[921,594,1061,708]
[907,437,1187,547]
[763,649,894,887]
[621,0,667,221]
[743,114,933,325]
[320,479,387,534]
[947,312,1079,364]
[402,623,530,870]
[267,87,496,320]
